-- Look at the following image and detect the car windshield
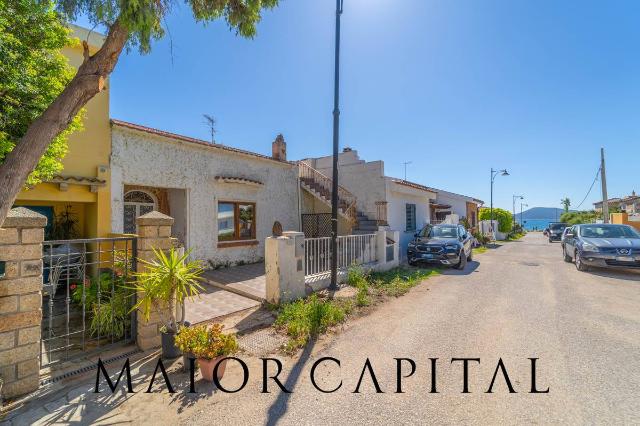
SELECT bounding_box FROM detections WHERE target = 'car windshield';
[420,225,458,239]
[580,225,640,239]
[549,223,567,230]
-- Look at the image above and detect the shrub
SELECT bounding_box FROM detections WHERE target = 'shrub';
[275,294,349,350]
[479,207,513,233]
[175,324,238,360]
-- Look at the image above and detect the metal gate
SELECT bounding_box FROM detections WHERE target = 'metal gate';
[41,237,137,367]
[302,213,332,238]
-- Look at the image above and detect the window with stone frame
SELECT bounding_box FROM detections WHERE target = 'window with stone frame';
[217,201,256,241]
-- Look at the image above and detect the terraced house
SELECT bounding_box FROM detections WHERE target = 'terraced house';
[110,121,300,266]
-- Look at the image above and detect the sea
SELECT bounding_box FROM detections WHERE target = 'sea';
[521,219,554,231]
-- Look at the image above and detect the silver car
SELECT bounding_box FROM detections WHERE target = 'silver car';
[563,224,640,271]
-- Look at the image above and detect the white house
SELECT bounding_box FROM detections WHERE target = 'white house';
[110,120,300,266]
[300,149,437,258]
[429,188,484,229]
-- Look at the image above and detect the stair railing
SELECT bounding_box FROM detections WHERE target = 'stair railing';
[299,161,358,224]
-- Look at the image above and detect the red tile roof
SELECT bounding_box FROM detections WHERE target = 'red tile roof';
[111,119,294,165]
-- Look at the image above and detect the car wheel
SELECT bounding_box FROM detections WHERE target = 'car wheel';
[575,250,589,272]
[548,238,553,243]
[454,250,467,270]
[408,259,417,267]
[467,248,473,262]
[563,246,572,263]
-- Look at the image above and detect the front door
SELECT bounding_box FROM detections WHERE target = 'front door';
[123,190,156,234]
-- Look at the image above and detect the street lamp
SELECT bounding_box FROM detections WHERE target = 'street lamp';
[512,195,524,229]
[520,203,528,229]
[490,168,509,235]
[329,0,344,291]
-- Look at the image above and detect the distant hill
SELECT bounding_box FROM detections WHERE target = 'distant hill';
[515,207,572,221]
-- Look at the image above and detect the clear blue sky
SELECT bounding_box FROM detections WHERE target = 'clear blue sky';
[77,0,640,213]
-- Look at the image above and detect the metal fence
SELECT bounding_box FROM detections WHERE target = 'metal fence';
[41,237,137,367]
[304,233,377,276]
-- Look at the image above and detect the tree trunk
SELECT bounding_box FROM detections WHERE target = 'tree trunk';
[0,20,129,226]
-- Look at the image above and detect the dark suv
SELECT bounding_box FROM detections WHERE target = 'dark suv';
[547,222,568,242]
[407,224,474,269]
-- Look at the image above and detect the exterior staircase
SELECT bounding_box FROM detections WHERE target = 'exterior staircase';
[298,161,383,234]
[299,161,358,223]
[353,211,379,235]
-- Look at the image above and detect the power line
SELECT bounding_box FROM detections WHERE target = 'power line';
[574,166,601,210]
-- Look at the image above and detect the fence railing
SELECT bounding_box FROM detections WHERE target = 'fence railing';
[304,233,377,276]
[41,237,137,367]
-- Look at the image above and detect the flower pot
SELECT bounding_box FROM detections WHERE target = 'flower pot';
[161,330,182,359]
[198,356,228,382]
[182,352,196,372]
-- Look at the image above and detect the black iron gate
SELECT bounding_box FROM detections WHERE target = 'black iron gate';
[41,237,137,367]
[302,213,332,238]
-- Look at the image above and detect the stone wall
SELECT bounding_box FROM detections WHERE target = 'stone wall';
[0,208,46,399]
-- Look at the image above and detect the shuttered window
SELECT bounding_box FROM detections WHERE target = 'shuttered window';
[406,203,417,232]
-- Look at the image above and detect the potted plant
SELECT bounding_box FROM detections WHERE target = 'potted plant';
[131,247,204,358]
[175,324,238,381]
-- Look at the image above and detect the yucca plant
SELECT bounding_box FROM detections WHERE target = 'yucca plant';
[130,247,204,335]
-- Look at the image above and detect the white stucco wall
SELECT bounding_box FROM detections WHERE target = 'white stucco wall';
[385,181,434,259]
[305,151,387,220]
[111,126,299,265]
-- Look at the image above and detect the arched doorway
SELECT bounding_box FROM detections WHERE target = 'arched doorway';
[123,190,157,233]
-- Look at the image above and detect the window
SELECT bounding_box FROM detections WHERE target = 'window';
[405,203,416,232]
[217,202,256,241]
[124,190,156,234]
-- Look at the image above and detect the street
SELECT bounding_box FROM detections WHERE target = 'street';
[184,232,640,425]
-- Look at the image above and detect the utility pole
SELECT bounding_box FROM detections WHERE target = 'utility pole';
[329,0,344,291]
[600,147,609,223]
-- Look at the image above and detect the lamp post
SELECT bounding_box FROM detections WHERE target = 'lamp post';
[512,195,524,229]
[329,0,344,291]
[490,168,509,236]
[520,203,528,229]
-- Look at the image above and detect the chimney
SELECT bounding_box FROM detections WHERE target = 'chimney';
[272,134,286,161]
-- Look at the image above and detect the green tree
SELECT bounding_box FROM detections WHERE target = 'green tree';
[561,197,571,213]
[0,0,83,187]
[479,207,513,233]
[0,0,279,224]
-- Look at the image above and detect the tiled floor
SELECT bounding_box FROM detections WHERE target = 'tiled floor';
[202,262,266,301]
[184,284,261,325]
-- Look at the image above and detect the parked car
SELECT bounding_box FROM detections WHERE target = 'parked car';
[407,224,473,269]
[547,222,569,242]
[560,227,572,244]
[562,223,640,271]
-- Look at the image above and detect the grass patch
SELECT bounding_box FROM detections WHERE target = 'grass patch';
[473,246,488,255]
[274,294,353,352]
[273,266,439,352]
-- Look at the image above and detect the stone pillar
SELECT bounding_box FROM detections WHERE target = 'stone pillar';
[265,231,305,304]
[0,207,46,399]
[135,211,174,351]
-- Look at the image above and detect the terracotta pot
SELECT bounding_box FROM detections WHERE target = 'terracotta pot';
[198,356,228,382]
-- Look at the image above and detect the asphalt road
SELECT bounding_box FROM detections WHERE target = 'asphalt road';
[184,232,640,425]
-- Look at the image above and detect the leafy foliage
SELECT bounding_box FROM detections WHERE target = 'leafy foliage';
[479,207,513,233]
[71,271,132,339]
[130,247,204,333]
[56,0,279,53]
[560,210,601,225]
[0,0,83,186]
[561,197,571,213]
[274,294,351,352]
[174,324,238,360]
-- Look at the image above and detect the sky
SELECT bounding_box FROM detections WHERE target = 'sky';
[76,0,640,213]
